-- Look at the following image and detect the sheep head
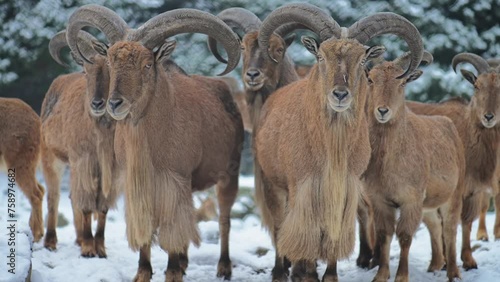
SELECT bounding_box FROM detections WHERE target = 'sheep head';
[207,7,304,92]
[240,31,295,91]
[367,51,433,123]
[49,30,110,118]
[303,37,386,113]
[453,53,500,129]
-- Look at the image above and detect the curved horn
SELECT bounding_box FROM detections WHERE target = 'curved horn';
[49,30,101,67]
[129,9,241,76]
[393,50,433,71]
[452,53,489,74]
[66,4,128,64]
[258,3,341,61]
[348,12,423,79]
[274,23,310,37]
[486,58,500,69]
[208,8,262,64]
[420,51,434,66]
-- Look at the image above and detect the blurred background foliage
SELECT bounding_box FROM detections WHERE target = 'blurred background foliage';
[0,0,498,174]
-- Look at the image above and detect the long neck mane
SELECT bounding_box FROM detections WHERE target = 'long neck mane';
[465,109,500,184]
[303,65,367,246]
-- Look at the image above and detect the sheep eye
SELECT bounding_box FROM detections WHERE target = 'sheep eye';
[317,55,324,62]
[367,77,373,84]
[240,45,245,50]
[145,63,152,69]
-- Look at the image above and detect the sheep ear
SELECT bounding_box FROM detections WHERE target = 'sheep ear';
[365,45,386,61]
[406,70,423,84]
[92,40,108,56]
[460,69,477,85]
[155,40,177,63]
[284,34,296,48]
[301,36,319,56]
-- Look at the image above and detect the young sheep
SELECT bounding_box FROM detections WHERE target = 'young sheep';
[406,53,500,269]
[364,53,465,282]
[0,98,44,241]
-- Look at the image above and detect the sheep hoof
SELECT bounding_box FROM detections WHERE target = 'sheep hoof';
[29,218,44,242]
[216,259,232,280]
[462,261,478,271]
[80,240,97,258]
[372,270,390,282]
[43,231,58,251]
[394,275,409,282]
[427,260,445,272]
[133,267,153,282]
[321,274,338,282]
[356,253,372,269]
[477,235,489,242]
[95,242,107,258]
[165,268,183,282]
[271,270,288,282]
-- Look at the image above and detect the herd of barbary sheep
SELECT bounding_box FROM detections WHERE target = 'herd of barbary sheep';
[1,3,499,282]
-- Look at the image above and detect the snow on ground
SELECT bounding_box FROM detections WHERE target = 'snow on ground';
[1,171,500,282]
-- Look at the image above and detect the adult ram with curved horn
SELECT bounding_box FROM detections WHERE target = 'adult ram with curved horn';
[66,4,243,281]
[253,3,423,281]
[207,8,303,132]
[209,7,377,272]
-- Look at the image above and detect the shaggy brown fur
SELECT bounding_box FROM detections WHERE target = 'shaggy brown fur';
[407,68,500,270]
[365,62,465,282]
[0,98,44,241]
[255,38,384,281]
[106,41,243,281]
[240,31,375,275]
[41,55,119,258]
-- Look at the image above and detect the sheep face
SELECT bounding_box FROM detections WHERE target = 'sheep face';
[301,37,385,113]
[83,55,110,118]
[106,41,175,121]
[241,31,293,91]
[465,71,500,129]
[368,62,422,124]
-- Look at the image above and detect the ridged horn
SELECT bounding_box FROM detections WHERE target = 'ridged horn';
[66,4,128,64]
[348,12,423,79]
[128,9,240,76]
[258,3,341,61]
[394,50,433,71]
[208,8,262,64]
[49,30,100,67]
[486,58,500,69]
[452,53,489,74]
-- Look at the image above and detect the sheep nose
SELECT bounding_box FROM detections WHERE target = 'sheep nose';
[485,113,495,122]
[91,98,105,110]
[246,69,260,80]
[377,107,389,116]
[332,90,349,101]
[108,98,123,111]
